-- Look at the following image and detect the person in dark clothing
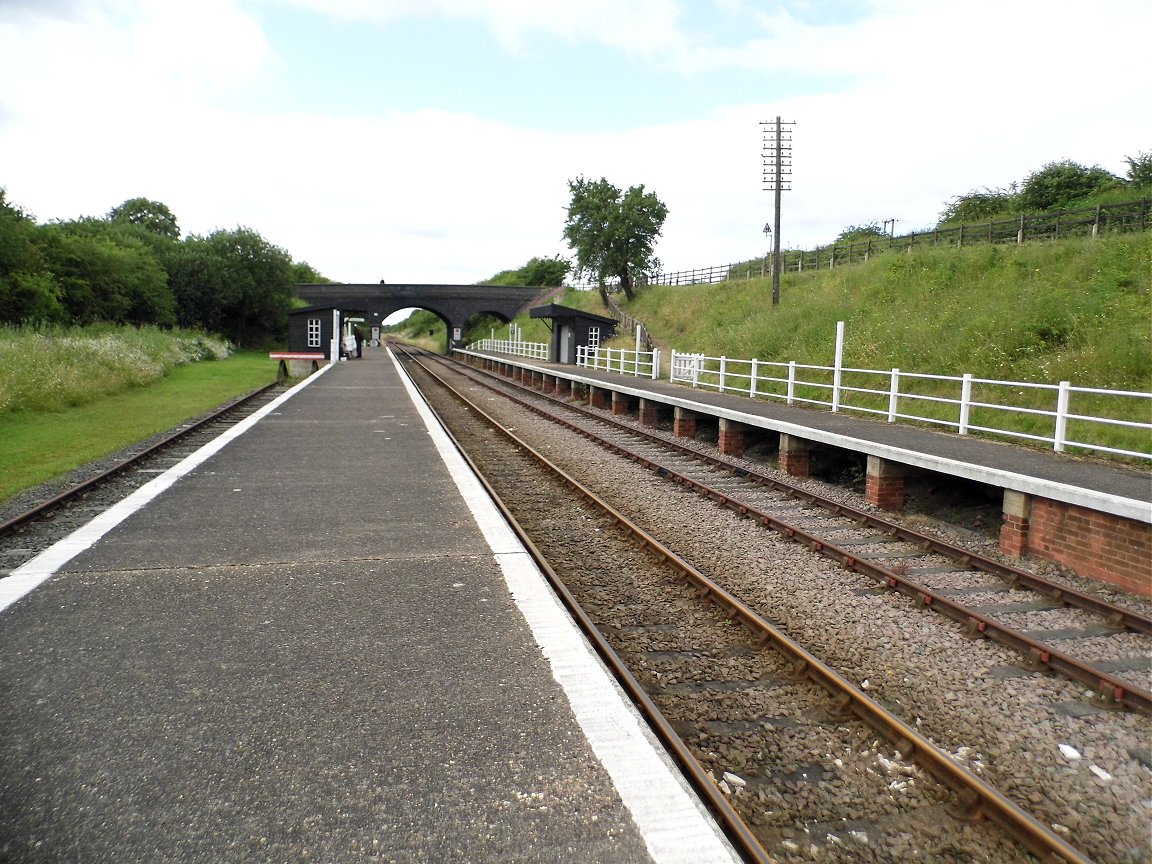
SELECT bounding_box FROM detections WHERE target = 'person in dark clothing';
[353,326,364,358]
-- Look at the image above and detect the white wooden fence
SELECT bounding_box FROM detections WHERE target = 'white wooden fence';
[577,346,661,379]
[467,337,550,360]
[669,348,1152,459]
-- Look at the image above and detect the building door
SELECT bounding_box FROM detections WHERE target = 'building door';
[559,325,572,363]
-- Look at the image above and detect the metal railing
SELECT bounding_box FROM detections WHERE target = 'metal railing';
[669,350,1152,459]
[578,346,661,379]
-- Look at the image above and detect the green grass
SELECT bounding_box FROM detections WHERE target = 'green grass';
[498,234,1152,459]
[0,351,275,503]
[0,325,234,414]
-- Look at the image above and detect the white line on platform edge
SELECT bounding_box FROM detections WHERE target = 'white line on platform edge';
[0,365,334,616]
[388,348,743,864]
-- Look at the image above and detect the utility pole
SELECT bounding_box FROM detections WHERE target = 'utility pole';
[761,116,794,306]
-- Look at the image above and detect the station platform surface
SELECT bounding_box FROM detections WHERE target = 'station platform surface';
[460,351,1151,522]
[0,347,742,864]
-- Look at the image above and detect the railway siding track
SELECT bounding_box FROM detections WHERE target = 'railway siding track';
[397,344,1151,864]
[429,351,1152,717]
[397,347,1127,864]
[0,383,283,570]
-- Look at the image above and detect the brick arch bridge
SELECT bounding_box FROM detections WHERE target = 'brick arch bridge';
[295,283,550,349]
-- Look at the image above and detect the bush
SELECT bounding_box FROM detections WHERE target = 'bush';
[1018,160,1121,211]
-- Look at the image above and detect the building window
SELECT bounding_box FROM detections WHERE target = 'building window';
[587,326,600,349]
[307,318,322,348]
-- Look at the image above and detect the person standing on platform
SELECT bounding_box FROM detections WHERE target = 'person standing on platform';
[353,326,364,358]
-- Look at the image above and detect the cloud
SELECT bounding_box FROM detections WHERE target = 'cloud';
[258,0,689,55]
[2,0,1149,287]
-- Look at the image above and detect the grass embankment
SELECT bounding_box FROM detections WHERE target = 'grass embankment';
[0,326,275,503]
[518,235,1152,457]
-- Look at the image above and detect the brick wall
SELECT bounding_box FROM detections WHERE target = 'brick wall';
[1028,498,1152,597]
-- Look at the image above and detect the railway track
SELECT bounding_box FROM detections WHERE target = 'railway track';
[413,347,1152,717]
[0,383,282,567]
[395,344,1151,864]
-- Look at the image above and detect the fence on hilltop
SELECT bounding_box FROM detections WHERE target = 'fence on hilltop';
[573,197,1151,290]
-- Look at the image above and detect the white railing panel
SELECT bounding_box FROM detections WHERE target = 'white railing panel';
[660,348,1151,459]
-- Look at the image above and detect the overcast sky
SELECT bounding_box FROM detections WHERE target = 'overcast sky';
[1,0,1148,286]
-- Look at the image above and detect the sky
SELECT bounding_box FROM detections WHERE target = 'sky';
[1,0,1149,289]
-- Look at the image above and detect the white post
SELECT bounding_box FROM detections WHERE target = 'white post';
[787,361,796,405]
[719,356,727,392]
[652,348,661,379]
[959,373,973,434]
[1054,381,1071,451]
[750,358,759,397]
[331,309,341,363]
[888,369,900,422]
[831,321,845,412]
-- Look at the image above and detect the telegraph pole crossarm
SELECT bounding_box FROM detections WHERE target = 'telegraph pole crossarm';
[761,116,795,306]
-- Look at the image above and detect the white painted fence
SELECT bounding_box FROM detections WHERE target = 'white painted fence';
[668,349,1152,460]
[468,337,550,360]
[577,346,661,379]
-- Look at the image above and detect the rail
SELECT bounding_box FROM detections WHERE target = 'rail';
[670,350,1152,459]
[577,345,661,379]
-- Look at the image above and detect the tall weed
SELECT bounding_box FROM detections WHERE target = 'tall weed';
[0,324,232,415]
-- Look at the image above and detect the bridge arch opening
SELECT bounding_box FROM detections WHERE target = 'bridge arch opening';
[295,283,547,352]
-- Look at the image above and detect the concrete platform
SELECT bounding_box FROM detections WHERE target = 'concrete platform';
[460,351,1151,521]
[0,347,741,864]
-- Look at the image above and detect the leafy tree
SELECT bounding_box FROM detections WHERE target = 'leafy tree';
[938,187,1018,225]
[518,255,570,287]
[0,190,65,324]
[562,176,668,302]
[108,197,180,241]
[1018,160,1121,211]
[292,260,330,283]
[1123,152,1152,188]
[835,223,888,243]
[480,255,570,287]
[38,219,174,326]
[164,227,295,346]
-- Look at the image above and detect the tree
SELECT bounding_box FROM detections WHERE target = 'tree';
[938,187,1018,225]
[1123,152,1152,188]
[108,197,180,241]
[164,227,295,346]
[518,255,570,287]
[480,255,570,287]
[38,219,175,327]
[562,176,668,302]
[292,260,330,284]
[835,223,888,243]
[1018,160,1120,212]
[0,190,64,324]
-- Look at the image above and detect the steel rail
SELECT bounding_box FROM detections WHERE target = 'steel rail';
[419,349,1152,715]
[392,351,772,864]
[400,345,1096,864]
[0,382,279,540]
[457,350,1151,636]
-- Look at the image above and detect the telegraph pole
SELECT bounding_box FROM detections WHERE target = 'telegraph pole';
[761,116,794,306]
